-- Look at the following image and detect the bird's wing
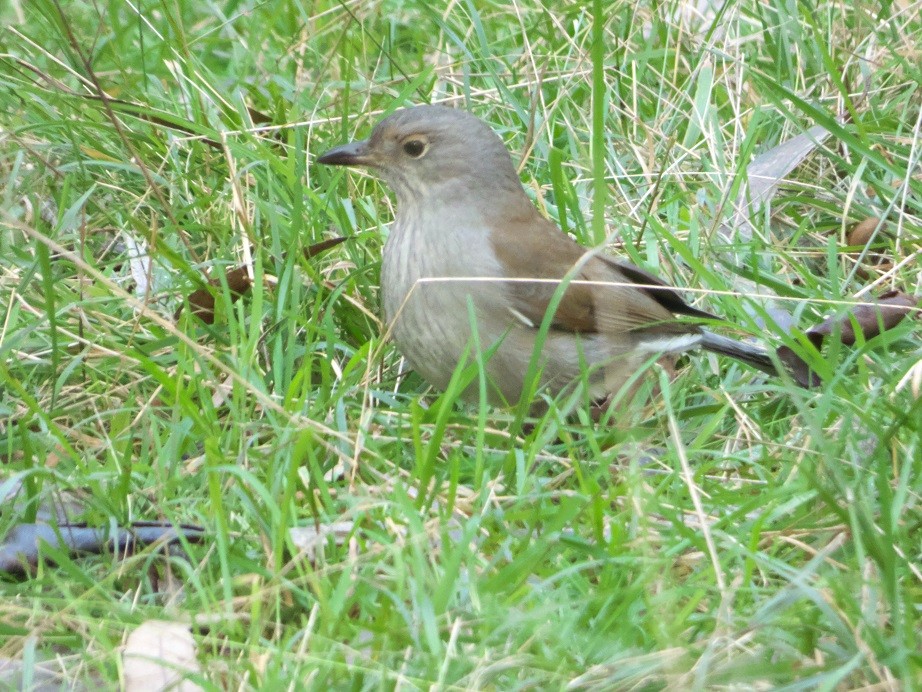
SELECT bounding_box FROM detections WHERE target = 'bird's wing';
[489,214,709,335]
[489,216,596,331]
[596,256,717,322]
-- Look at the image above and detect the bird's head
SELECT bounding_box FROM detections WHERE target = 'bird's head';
[318,104,522,205]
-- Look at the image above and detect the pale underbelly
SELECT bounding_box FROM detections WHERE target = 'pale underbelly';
[382,277,639,405]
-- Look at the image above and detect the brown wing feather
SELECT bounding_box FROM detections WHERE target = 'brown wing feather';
[490,213,702,335]
[490,217,597,332]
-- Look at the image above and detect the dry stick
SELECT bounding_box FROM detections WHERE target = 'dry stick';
[0,523,208,575]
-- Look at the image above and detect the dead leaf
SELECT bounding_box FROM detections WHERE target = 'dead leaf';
[288,521,354,562]
[802,291,916,346]
[725,124,833,243]
[246,105,274,126]
[844,216,892,274]
[123,620,202,692]
[847,216,885,248]
[80,145,121,162]
[175,236,347,323]
[302,235,348,259]
[713,124,837,330]
[178,266,252,325]
[122,231,154,299]
[778,291,919,387]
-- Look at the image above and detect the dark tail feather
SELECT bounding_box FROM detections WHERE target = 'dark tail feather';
[699,331,781,378]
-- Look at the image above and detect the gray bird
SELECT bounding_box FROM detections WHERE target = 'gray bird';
[319,105,788,409]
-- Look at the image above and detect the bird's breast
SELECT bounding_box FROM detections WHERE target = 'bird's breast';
[380,209,509,390]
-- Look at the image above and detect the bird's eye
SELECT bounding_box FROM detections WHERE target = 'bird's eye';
[402,138,427,158]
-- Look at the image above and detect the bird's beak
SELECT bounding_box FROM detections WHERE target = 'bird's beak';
[317,139,374,167]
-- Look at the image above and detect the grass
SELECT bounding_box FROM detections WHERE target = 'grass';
[1,0,920,688]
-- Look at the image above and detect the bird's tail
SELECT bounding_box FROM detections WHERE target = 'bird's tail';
[699,330,781,377]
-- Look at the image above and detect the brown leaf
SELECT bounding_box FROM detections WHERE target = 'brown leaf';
[847,216,884,248]
[175,236,347,323]
[303,234,347,259]
[807,291,917,345]
[176,266,252,325]
[246,105,274,126]
[777,291,919,387]
[845,217,891,274]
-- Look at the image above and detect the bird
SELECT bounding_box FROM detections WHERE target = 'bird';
[318,104,792,410]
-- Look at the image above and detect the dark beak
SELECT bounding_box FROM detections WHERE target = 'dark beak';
[317,139,374,167]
